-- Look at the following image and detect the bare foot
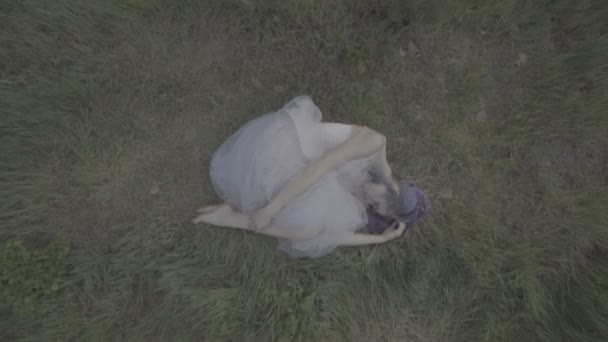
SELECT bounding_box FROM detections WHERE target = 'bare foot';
[192,203,230,224]
[195,203,223,214]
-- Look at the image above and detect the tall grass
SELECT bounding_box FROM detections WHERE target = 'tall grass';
[1,0,607,341]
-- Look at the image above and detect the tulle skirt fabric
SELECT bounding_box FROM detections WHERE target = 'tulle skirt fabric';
[210,96,369,257]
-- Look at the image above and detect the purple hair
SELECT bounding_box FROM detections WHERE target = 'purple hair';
[367,181,430,235]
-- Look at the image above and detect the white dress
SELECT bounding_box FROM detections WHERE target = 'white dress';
[210,96,373,257]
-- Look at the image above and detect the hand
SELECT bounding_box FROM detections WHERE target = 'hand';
[248,205,277,231]
[382,221,406,242]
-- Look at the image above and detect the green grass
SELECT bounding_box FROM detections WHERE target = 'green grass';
[1,0,607,340]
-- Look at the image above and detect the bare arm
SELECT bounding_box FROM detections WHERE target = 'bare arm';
[370,139,398,192]
[337,233,387,246]
[273,126,386,207]
[338,221,406,246]
[252,126,387,230]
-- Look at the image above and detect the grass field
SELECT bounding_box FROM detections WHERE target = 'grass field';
[1,0,607,341]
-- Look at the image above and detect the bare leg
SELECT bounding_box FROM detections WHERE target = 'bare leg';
[193,203,321,241]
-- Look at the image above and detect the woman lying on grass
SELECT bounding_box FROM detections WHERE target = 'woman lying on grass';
[193,96,429,257]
